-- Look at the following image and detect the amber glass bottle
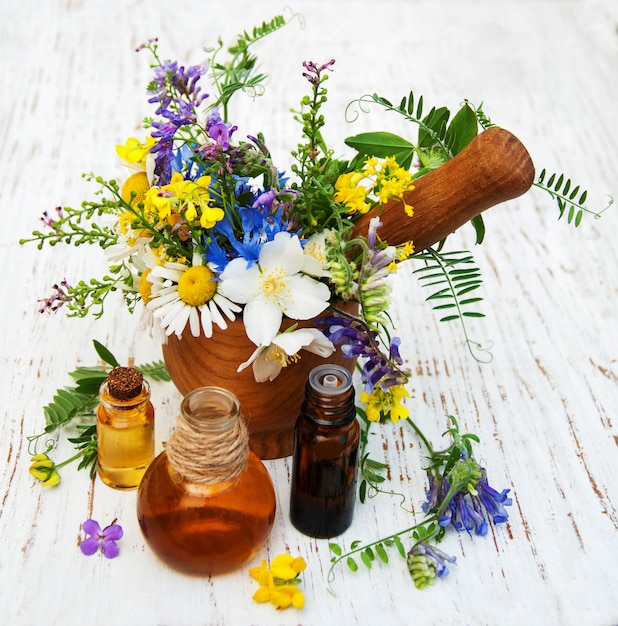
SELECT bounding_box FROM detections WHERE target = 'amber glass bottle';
[290,364,359,538]
[97,366,155,490]
[136,386,276,576]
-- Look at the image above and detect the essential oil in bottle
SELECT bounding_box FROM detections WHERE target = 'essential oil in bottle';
[97,366,155,490]
[137,386,276,576]
[290,364,359,538]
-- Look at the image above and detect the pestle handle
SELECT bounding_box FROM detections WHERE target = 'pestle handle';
[351,127,535,251]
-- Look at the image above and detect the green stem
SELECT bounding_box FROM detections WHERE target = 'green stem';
[403,417,434,457]
[327,514,440,587]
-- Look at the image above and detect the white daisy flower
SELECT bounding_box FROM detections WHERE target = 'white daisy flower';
[237,327,335,382]
[146,252,241,338]
[218,232,332,346]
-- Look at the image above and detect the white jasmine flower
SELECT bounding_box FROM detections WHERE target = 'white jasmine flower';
[218,232,332,346]
[237,327,335,382]
[302,230,331,278]
[146,252,241,338]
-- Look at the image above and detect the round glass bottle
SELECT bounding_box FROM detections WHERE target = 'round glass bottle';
[290,364,359,538]
[97,366,155,490]
[137,386,277,576]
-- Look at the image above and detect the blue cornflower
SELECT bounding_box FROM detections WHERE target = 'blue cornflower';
[79,518,123,559]
[407,542,456,589]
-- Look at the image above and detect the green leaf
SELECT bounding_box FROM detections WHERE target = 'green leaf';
[347,557,359,572]
[470,214,486,244]
[376,543,389,563]
[418,106,450,147]
[93,340,119,368]
[444,103,478,156]
[394,536,407,559]
[361,548,375,569]
[344,132,415,169]
[359,479,367,503]
[329,543,342,556]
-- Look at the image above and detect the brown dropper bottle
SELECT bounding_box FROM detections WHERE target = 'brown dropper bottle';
[290,364,359,538]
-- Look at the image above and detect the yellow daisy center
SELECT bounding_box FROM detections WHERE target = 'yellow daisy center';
[121,171,150,206]
[138,269,153,303]
[177,266,217,306]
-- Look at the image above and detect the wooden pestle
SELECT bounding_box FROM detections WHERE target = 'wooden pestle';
[351,127,535,251]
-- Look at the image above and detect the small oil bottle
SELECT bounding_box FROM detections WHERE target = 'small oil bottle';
[97,366,155,490]
[290,364,359,538]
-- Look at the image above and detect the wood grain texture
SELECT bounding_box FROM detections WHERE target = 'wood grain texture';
[1,1,617,625]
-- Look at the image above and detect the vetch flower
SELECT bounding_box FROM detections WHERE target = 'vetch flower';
[79,518,123,558]
[29,453,61,487]
[249,553,306,610]
[423,455,513,536]
[147,252,241,338]
[407,542,456,589]
[116,136,156,170]
[237,326,335,382]
[218,232,331,346]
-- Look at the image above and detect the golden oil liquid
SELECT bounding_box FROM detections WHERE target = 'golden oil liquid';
[137,452,276,575]
[97,402,155,490]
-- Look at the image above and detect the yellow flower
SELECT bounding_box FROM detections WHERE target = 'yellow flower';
[334,171,371,214]
[116,136,156,168]
[360,384,410,423]
[143,174,224,229]
[249,553,306,611]
[29,453,61,487]
[397,240,416,261]
[121,171,151,206]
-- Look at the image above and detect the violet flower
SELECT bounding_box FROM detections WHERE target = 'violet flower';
[79,519,123,558]
[38,280,74,314]
[422,457,512,536]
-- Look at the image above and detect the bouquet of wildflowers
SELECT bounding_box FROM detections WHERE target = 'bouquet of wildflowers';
[23,13,605,590]
[24,15,427,420]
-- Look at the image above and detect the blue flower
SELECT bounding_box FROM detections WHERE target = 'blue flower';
[422,457,513,536]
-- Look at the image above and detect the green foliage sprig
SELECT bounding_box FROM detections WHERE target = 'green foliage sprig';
[209,12,301,119]
[413,247,492,363]
[27,340,169,482]
[535,169,613,225]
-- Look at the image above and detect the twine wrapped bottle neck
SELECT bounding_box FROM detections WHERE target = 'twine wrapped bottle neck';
[166,387,249,486]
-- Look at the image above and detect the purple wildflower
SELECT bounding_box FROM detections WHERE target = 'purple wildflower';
[407,542,457,589]
[422,458,512,536]
[40,206,63,229]
[79,518,123,558]
[38,280,74,314]
[302,59,335,86]
[319,316,407,393]
[147,58,209,184]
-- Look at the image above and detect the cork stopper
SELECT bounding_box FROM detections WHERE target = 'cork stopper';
[106,367,144,401]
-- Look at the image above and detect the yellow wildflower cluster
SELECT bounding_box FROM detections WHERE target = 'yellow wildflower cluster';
[360,384,410,422]
[29,453,60,487]
[334,156,415,216]
[249,553,307,610]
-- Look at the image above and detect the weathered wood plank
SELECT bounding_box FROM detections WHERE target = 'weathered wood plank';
[1,1,616,625]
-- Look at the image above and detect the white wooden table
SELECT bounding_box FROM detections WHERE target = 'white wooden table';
[2,1,617,625]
